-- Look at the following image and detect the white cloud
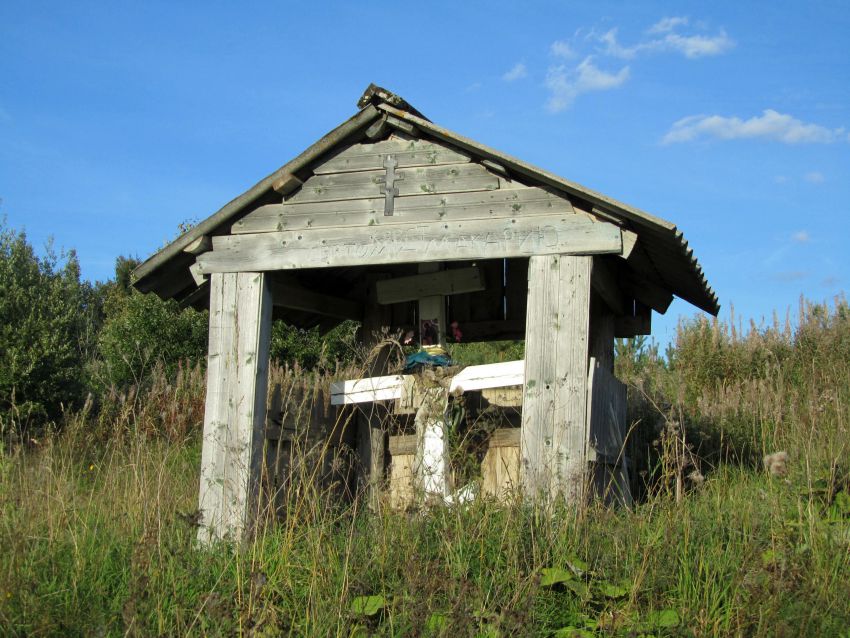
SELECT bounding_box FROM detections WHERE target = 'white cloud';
[598,28,643,59]
[792,230,811,243]
[774,175,789,184]
[545,56,630,112]
[662,110,849,144]
[664,30,734,58]
[550,40,576,59]
[804,171,825,184]
[502,63,528,82]
[648,16,689,34]
[595,21,733,59]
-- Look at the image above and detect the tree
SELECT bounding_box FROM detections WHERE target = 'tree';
[94,257,209,388]
[0,220,90,432]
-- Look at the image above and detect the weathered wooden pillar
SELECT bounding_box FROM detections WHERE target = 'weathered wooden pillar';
[521,254,592,504]
[357,274,392,509]
[198,271,272,544]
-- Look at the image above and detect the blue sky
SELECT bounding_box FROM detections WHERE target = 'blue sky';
[1,1,848,345]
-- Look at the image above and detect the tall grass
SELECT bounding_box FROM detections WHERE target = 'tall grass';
[1,298,849,636]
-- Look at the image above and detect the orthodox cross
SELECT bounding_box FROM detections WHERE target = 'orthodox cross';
[376,154,404,216]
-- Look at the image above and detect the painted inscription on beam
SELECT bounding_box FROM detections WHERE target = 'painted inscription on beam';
[196,215,623,273]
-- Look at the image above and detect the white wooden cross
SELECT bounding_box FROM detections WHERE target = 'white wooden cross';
[330,359,525,501]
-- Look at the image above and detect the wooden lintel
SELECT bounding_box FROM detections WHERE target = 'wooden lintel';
[614,303,651,337]
[183,235,212,255]
[376,266,484,305]
[591,257,625,315]
[198,214,623,274]
[270,278,362,320]
[385,114,417,136]
[272,173,304,197]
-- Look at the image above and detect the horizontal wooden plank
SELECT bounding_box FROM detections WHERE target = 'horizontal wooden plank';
[199,214,623,273]
[449,359,525,392]
[315,139,470,174]
[285,162,499,205]
[330,374,407,405]
[388,434,417,456]
[488,427,521,448]
[233,187,576,235]
[376,266,484,304]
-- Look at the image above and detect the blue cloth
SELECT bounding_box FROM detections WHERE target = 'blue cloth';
[403,350,452,372]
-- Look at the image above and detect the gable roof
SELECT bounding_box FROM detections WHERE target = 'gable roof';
[133,84,718,316]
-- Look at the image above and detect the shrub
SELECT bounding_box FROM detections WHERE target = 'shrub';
[0,220,91,434]
[95,258,209,388]
[270,320,358,370]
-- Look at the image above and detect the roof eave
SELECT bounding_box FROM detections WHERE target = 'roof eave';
[132,103,382,292]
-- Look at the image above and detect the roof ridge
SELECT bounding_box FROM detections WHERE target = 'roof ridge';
[356,83,430,122]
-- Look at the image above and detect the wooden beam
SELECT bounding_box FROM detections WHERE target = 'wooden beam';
[331,374,408,405]
[269,277,363,320]
[272,173,304,197]
[233,186,572,235]
[197,272,272,545]
[198,214,624,273]
[481,159,508,178]
[376,266,484,304]
[591,257,625,315]
[614,302,651,338]
[385,114,417,136]
[313,138,469,175]
[178,280,209,309]
[521,255,592,504]
[625,273,674,314]
[277,162,499,207]
[183,235,212,255]
[620,229,638,260]
[449,359,524,392]
[365,116,388,140]
[189,261,208,287]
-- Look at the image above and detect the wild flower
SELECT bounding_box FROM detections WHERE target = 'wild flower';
[763,451,789,478]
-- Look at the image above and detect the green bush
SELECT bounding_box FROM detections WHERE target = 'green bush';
[95,259,209,388]
[270,320,358,370]
[0,220,92,433]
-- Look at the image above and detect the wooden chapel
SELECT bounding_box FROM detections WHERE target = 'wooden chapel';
[133,85,719,544]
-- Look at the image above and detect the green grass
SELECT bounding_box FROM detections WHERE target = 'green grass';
[1,298,849,636]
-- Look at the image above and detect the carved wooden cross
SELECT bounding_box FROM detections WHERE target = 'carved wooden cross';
[377,154,404,216]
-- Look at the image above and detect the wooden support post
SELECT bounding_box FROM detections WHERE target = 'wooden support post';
[357,274,392,509]
[197,272,272,545]
[589,299,615,373]
[521,255,592,504]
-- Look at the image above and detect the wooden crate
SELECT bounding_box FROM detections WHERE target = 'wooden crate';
[387,434,417,510]
[480,428,521,500]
